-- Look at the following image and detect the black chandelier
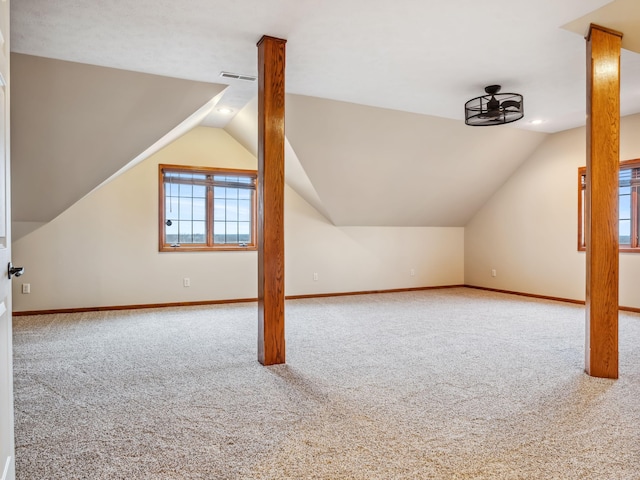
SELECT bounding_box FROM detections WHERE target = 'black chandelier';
[464,85,524,126]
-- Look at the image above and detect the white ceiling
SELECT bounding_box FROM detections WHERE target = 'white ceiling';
[11,0,640,134]
[283,94,547,226]
[10,0,640,229]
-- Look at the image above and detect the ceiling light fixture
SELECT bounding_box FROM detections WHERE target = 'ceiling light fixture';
[464,85,524,126]
[217,108,233,114]
[529,119,544,125]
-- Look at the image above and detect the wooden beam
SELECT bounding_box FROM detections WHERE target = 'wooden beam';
[257,35,286,366]
[585,24,622,379]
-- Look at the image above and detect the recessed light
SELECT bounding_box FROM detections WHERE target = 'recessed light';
[217,108,233,114]
[529,119,544,125]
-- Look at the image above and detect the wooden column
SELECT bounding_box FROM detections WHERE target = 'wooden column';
[585,24,622,379]
[257,35,286,366]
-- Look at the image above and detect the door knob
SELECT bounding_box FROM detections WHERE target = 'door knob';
[8,262,24,279]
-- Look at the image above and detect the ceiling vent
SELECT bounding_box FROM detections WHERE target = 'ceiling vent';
[465,85,524,126]
[219,71,257,82]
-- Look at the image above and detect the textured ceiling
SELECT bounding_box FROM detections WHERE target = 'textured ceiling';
[12,0,640,134]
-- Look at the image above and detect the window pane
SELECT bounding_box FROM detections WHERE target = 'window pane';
[213,221,226,244]
[620,219,631,245]
[226,199,238,221]
[179,198,193,220]
[239,222,251,243]
[179,183,192,197]
[620,194,631,220]
[238,199,251,222]
[214,199,226,221]
[620,169,632,187]
[161,166,257,250]
[580,189,585,248]
[193,221,206,243]
[192,198,206,221]
[214,175,237,183]
[578,164,640,252]
[165,197,179,220]
[637,189,640,246]
[165,221,178,244]
[166,182,180,196]
[193,184,206,198]
[226,222,238,243]
[179,221,193,243]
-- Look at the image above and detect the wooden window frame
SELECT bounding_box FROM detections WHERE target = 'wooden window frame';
[159,164,258,252]
[578,158,640,253]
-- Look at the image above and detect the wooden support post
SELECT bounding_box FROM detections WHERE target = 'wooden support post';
[585,24,622,379]
[257,35,286,366]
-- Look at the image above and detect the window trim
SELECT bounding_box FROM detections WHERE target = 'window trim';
[158,164,258,252]
[578,158,640,253]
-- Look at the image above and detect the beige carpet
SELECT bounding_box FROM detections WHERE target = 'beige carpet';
[12,287,640,479]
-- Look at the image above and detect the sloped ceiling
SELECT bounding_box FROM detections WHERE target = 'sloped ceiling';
[11,54,225,224]
[225,95,547,226]
[285,96,547,226]
[10,0,640,231]
[225,97,331,220]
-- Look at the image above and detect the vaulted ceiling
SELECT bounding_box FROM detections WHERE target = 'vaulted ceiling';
[11,54,225,224]
[227,95,546,226]
[9,0,640,233]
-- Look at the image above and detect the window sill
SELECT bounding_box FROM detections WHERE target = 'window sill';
[160,245,257,252]
[578,246,640,253]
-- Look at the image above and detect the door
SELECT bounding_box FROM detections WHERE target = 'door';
[0,1,14,479]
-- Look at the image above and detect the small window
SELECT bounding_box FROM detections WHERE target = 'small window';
[578,159,640,252]
[159,165,257,251]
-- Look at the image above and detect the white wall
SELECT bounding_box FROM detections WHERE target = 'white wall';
[12,127,464,312]
[12,127,258,311]
[286,185,464,295]
[465,113,640,309]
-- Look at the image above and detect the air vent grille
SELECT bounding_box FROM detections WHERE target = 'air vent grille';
[220,72,257,82]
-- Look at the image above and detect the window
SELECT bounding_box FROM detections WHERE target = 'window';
[159,165,257,251]
[578,159,640,252]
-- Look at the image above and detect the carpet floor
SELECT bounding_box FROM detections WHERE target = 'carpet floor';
[11,287,640,479]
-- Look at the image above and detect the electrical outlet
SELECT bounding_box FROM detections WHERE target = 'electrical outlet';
[491,269,497,277]
[183,277,191,287]
[410,268,415,277]
[313,272,319,281]
[22,283,31,294]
